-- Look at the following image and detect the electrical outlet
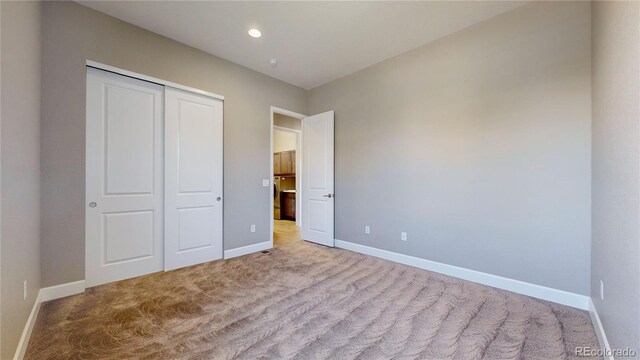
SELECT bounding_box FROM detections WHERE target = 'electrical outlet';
[401,232,407,241]
[600,280,604,300]
[365,226,370,234]
[23,281,27,300]
[251,225,256,233]
[262,179,269,187]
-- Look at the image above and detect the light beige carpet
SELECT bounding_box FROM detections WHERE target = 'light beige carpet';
[26,221,598,359]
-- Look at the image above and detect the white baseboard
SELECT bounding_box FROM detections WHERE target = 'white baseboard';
[13,281,86,360]
[589,299,614,360]
[39,280,86,302]
[335,240,590,310]
[13,292,41,360]
[224,241,272,259]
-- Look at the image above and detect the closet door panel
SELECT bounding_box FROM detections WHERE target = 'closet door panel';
[165,87,223,271]
[177,101,217,193]
[86,67,164,287]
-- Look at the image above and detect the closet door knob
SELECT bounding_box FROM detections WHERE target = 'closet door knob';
[216,197,222,201]
[89,202,97,208]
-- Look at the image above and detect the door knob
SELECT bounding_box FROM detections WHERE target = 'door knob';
[322,194,333,198]
[217,197,222,201]
[89,202,97,208]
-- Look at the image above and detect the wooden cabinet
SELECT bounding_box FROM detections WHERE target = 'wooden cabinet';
[280,151,291,174]
[274,150,296,175]
[282,192,296,220]
[274,153,282,175]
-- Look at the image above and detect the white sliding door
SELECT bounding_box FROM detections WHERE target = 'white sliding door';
[86,67,164,287]
[301,110,335,246]
[164,88,223,271]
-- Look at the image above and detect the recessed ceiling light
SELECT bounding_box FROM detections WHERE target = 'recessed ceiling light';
[248,28,262,38]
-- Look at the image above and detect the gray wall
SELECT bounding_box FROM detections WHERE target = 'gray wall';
[1,1,42,358]
[591,0,640,353]
[40,1,307,287]
[308,1,592,294]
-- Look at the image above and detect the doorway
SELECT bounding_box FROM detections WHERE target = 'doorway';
[274,126,301,223]
[270,107,336,248]
[270,107,305,247]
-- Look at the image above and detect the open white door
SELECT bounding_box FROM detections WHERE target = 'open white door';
[301,110,335,246]
[164,88,223,271]
[86,68,164,287]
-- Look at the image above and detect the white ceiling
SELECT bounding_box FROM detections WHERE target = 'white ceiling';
[77,1,527,90]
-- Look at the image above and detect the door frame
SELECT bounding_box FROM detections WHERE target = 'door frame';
[270,106,306,248]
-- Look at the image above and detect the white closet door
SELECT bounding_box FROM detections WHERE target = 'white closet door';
[164,87,223,271]
[86,67,164,287]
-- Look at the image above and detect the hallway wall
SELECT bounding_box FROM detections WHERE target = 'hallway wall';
[0,1,42,358]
